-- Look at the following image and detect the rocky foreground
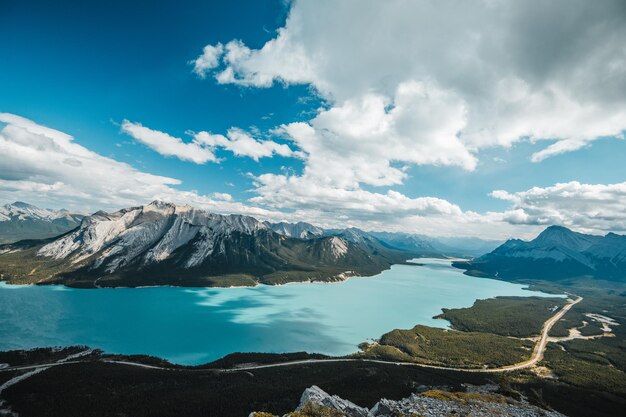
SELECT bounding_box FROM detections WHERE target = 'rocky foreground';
[251,385,565,417]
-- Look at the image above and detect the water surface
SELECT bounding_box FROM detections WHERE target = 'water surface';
[0,259,560,364]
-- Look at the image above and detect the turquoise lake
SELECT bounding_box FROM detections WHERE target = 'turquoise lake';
[0,259,560,365]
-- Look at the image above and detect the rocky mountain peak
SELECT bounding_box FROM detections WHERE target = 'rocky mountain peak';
[533,225,599,251]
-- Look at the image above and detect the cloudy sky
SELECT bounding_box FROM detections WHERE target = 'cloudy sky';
[1,0,625,239]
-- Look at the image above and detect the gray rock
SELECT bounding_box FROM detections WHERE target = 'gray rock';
[298,385,369,417]
[295,385,567,417]
[369,398,397,416]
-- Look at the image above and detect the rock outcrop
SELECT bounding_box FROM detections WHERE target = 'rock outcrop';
[250,385,566,417]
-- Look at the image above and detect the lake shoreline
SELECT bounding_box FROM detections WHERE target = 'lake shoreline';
[0,259,562,365]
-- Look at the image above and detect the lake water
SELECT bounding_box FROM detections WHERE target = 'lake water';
[0,259,560,365]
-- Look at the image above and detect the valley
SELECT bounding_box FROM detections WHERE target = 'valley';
[0,203,625,417]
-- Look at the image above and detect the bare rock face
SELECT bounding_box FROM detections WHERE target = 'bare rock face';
[367,391,566,417]
[0,200,408,287]
[250,385,567,417]
[297,386,369,417]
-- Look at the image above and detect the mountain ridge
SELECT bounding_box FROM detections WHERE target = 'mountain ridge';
[0,201,83,244]
[0,201,411,288]
[454,225,626,281]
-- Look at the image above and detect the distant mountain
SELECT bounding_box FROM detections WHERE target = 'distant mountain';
[369,231,437,253]
[430,236,502,257]
[266,221,324,239]
[270,224,431,258]
[369,231,500,257]
[0,201,409,288]
[0,202,83,244]
[269,224,499,257]
[454,225,626,281]
[336,227,416,255]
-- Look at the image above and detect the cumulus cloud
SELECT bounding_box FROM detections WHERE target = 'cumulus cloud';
[251,173,463,217]
[121,120,298,163]
[212,36,317,87]
[182,0,626,239]
[211,192,233,201]
[194,129,299,161]
[2,113,624,239]
[276,81,476,191]
[194,0,626,164]
[121,120,218,164]
[191,43,224,78]
[491,181,626,233]
[0,113,282,218]
[250,174,626,238]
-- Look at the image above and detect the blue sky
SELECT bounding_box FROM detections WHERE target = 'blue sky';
[0,0,311,202]
[1,0,625,238]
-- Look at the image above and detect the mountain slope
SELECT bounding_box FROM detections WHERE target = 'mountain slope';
[0,201,410,288]
[0,202,83,244]
[266,221,325,239]
[454,225,626,281]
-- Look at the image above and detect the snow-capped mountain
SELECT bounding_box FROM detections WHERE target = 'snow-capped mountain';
[37,201,268,270]
[0,202,83,244]
[337,227,375,244]
[266,221,325,239]
[0,201,409,288]
[455,225,626,281]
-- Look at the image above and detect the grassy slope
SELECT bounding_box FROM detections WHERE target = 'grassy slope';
[357,324,534,368]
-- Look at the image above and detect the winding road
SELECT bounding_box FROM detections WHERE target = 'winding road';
[0,296,582,379]
[218,295,583,374]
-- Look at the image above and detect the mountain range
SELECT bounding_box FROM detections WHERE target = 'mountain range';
[0,201,500,256]
[0,201,410,288]
[0,202,83,244]
[367,232,501,257]
[454,225,626,281]
[4,201,621,287]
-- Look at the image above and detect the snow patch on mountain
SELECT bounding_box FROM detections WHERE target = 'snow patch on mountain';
[329,236,348,258]
[0,202,82,223]
[267,221,324,239]
[37,201,268,272]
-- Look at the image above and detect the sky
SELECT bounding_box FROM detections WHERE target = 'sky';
[1,0,625,239]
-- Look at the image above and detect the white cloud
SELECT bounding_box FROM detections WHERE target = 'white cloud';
[182,0,626,239]
[212,36,318,87]
[211,192,233,201]
[194,129,299,161]
[194,0,626,163]
[121,120,298,163]
[251,173,463,217]
[2,113,624,240]
[0,113,283,218]
[191,43,224,78]
[121,120,218,164]
[491,181,626,233]
[249,172,549,240]
[277,81,476,190]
